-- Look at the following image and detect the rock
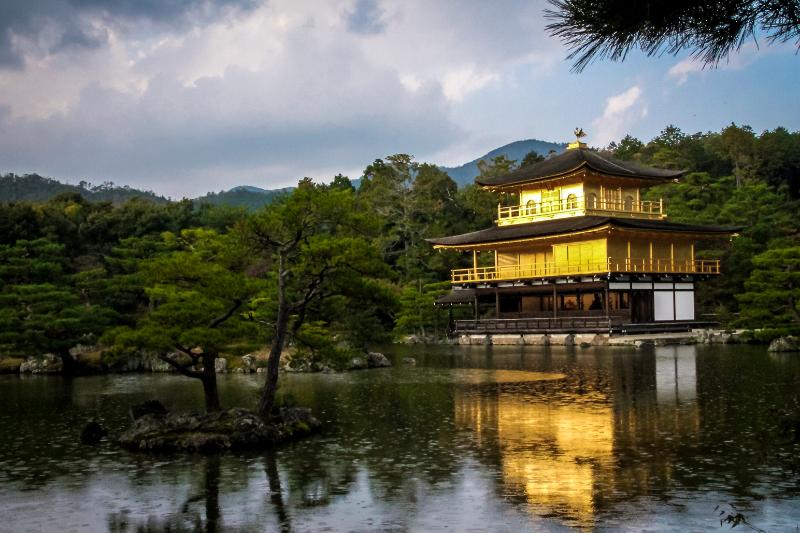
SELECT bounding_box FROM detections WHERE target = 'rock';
[80,420,107,445]
[241,354,256,373]
[256,367,266,374]
[366,352,392,368]
[591,334,609,346]
[130,400,168,421]
[311,361,334,373]
[634,340,655,349]
[119,407,320,452]
[348,357,367,370]
[214,358,228,374]
[118,351,175,372]
[549,334,575,346]
[233,367,245,374]
[768,336,800,352]
[19,354,63,374]
[280,407,320,434]
[402,357,416,366]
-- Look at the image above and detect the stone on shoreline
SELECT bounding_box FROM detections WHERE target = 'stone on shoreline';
[19,354,62,374]
[768,336,800,352]
[130,400,168,421]
[367,352,392,368]
[119,406,320,453]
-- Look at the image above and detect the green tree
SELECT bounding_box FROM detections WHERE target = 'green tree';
[240,179,392,418]
[357,155,417,279]
[394,281,452,338]
[520,150,545,168]
[737,247,800,331]
[106,229,259,411]
[0,239,116,373]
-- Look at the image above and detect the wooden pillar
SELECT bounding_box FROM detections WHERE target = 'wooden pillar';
[552,284,558,319]
[626,240,631,270]
[495,289,500,319]
[473,295,478,320]
[670,242,674,271]
[604,280,610,320]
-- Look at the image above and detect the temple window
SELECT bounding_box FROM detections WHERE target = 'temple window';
[566,194,578,210]
[587,192,597,209]
[624,195,634,211]
[525,200,537,215]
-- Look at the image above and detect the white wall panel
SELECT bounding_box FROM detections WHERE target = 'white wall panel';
[654,291,674,321]
[675,291,695,320]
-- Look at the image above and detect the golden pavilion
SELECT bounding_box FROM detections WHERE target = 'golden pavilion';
[428,132,738,334]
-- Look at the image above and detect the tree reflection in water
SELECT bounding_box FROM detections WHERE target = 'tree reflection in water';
[107,455,224,532]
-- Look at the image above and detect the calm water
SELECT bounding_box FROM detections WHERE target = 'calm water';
[1,344,799,532]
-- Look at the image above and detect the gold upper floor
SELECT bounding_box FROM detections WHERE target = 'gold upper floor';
[497,174,665,226]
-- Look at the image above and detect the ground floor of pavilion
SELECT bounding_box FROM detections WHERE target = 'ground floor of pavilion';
[438,274,716,335]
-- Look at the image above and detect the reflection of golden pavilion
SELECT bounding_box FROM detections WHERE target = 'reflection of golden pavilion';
[455,350,704,528]
[456,390,614,527]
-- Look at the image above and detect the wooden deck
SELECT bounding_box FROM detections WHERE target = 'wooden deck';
[454,318,717,335]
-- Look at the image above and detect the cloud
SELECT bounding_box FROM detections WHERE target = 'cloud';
[441,65,499,102]
[345,0,387,35]
[667,42,763,85]
[0,0,570,196]
[0,3,462,197]
[591,85,644,146]
[0,0,256,68]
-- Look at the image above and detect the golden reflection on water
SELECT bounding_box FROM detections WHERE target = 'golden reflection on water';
[456,389,613,528]
[449,369,567,384]
[455,346,702,529]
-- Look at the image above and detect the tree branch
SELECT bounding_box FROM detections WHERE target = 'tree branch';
[208,298,243,329]
[159,353,203,379]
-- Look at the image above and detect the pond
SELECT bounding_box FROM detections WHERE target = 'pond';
[1,344,799,531]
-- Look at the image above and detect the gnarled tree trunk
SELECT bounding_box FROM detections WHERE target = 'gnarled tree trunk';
[201,352,221,412]
[259,255,288,419]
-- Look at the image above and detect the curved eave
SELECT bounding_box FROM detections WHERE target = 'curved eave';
[426,217,742,251]
[476,162,684,190]
[474,148,685,189]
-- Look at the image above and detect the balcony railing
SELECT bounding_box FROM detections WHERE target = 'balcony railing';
[497,196,664,224]
[450,257,720,283]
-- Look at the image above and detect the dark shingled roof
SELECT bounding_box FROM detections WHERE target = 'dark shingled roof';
[476,148,684,188]
[435,288,476,305]
[426,216,740,247]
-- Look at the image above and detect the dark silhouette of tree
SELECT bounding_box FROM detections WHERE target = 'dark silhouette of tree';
[545,0,800,71]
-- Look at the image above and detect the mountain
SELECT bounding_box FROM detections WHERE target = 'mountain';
[440,139,567,186]
[0,138,567,207]
[0,173,168,204]
[193,186,293,211]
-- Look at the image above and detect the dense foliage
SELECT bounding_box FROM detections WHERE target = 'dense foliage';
[0,123,798,395]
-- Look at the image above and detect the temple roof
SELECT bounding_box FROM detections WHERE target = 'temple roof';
[435,288,476,305]
[475,148,684,188]
[426,216,740,248]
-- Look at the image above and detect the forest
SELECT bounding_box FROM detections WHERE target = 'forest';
[1,123,799,376]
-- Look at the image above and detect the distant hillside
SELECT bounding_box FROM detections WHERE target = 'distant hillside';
[0,173,168,204]
[0,138,569,207]
[194,185,293,211]
[440,139,567,186]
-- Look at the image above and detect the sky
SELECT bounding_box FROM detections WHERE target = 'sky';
[0,0,797,198]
